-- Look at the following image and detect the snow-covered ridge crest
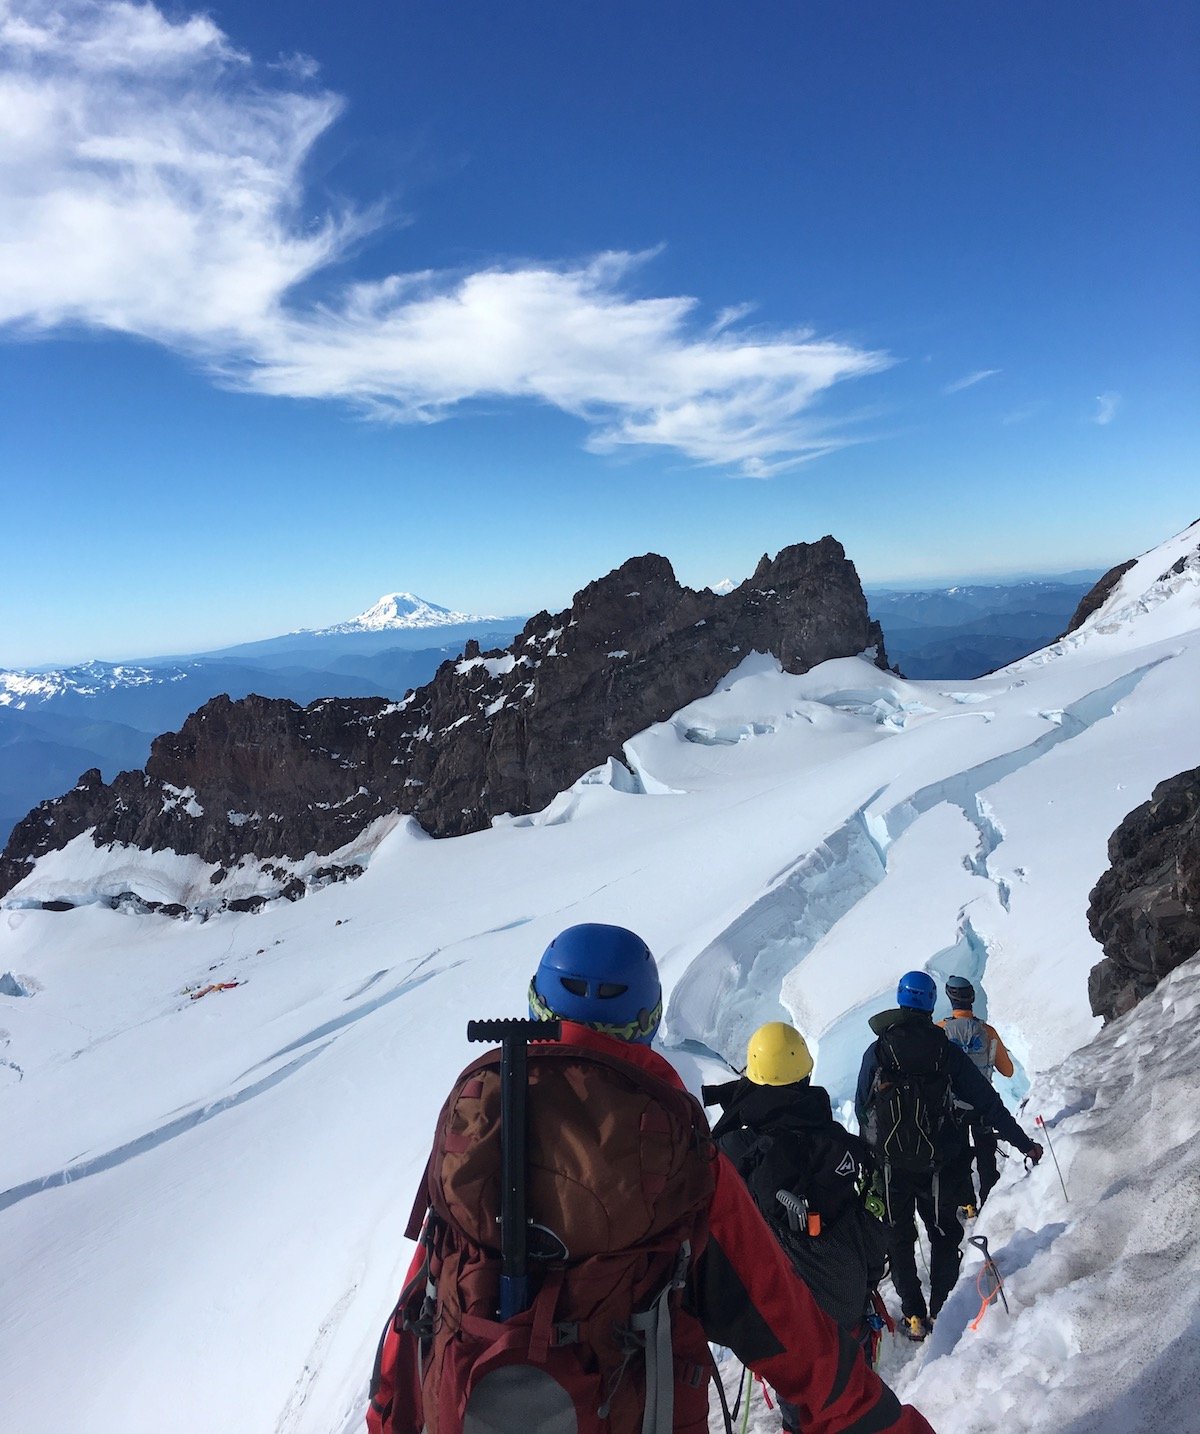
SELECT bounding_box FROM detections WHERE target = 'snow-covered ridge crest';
[1007,518,1200,670]
[309,592,501,634]
[0,660,190,708]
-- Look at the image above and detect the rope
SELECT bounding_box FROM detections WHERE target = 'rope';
[738,1367,753,1434]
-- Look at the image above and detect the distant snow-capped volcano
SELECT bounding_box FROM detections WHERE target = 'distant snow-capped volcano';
[309,592,501,635]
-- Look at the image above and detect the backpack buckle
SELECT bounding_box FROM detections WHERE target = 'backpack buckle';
[552,1320,580,1346]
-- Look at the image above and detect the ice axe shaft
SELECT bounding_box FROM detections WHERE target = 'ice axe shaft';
[1036,1114,1069,1202]
[467,1017,562,1320]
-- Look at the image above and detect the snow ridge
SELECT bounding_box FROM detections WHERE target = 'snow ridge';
[0,660,191,708]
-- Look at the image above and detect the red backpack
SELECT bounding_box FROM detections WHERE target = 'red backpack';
[368,1040,717,1434]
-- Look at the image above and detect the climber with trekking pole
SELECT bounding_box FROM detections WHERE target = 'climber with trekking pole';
[857,971,1044,1342]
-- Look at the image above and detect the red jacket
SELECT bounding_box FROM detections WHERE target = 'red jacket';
[372,1023,935,1434]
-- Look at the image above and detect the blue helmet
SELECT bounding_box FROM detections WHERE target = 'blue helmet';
[896,970,937,1012]
[529,923,662,1044]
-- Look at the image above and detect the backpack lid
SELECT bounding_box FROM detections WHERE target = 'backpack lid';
[425,1035,716,1260]
[875,1018,949,1076]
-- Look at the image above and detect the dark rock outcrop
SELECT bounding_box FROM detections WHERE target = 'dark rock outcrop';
[1088,767,1200,1021]
[1061,559,1137,636]
[0,538,886,904]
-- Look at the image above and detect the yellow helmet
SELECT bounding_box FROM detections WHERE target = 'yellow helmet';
[745,1022,813,1085]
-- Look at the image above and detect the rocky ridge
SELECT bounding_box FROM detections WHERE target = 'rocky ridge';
[1088,766,1200,1021]
[1060,558,1137,636]
[0,539,887,912]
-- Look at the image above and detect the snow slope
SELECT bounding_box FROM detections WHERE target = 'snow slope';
[722,951,1200,1434]
[0,521,1197,1433]
[895,951,1200,1432]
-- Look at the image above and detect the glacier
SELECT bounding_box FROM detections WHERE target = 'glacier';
[0,520,1197,1433]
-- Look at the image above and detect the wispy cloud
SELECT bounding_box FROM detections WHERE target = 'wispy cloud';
[1092,391,1121,426]
[943,368,1000,395]
[0,0,891,475]
[1001,401,1044,426]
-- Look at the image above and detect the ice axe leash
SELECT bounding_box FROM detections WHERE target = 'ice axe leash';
[963,1227,1009,1325]
[967,1234,1009,1330]
[1035,1114,1069,1201]
[466,1016,562,1320]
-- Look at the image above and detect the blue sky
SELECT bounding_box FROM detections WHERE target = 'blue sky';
[1,0,1196,666]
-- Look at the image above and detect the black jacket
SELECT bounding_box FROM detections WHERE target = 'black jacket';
[854,1007,1033,1156]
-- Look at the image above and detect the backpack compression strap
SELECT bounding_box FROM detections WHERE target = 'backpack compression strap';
[628,1242,692,1434]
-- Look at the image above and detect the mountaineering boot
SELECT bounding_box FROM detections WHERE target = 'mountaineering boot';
[902,1315,933,1342]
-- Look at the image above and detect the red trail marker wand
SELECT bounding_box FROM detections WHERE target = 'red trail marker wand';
[1036,1114,1069,1201]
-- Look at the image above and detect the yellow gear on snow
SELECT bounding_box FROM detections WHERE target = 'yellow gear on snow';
[746,1021,814,1085]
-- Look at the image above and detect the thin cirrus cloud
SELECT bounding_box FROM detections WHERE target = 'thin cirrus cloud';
[1092,392,1121,426]
[0,0,891,475]
[942,368,1001,395]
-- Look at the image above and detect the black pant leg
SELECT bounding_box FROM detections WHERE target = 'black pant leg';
[924,1162,967,1318]
[954,1121,978,1206]
[883,1171,928,1319]
[974,1124,1001,1205]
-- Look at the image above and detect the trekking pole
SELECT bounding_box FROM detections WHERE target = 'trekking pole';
[1035,1115,1069,1201]
[467,1017,562,1320]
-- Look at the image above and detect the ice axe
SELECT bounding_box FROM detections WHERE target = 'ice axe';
[467,1016,562,1320]
[967,1233,1009,1327]
[777,1188,821,1236]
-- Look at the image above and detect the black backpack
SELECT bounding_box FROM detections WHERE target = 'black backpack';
[735,1123,868,1233]
[721,1116,887,1333]
[861,1021,954,1174]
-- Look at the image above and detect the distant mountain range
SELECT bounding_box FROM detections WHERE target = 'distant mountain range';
[866,575,1105,679]
[0,595,524,845]
[0,571,1109,847]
